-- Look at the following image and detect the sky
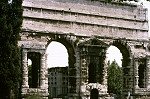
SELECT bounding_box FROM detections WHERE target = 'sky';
[46,42,123,67]
[106,46,122,66]
[46,42,69,68]
[45,1,150,68]
[46,42,123,68]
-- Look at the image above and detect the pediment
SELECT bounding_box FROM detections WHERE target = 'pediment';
[79,38,108,47]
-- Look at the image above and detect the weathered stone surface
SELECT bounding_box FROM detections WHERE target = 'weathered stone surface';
[22,0,148,40]
[20,0,150,98]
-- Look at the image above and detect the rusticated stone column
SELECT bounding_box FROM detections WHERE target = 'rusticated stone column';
[75,47,81,97]
[134,59,139,89]
[22,49,29,88]
[146,57,150,88]
[40,52,46,89]
[103,58,108,86]
[45,54,49,92]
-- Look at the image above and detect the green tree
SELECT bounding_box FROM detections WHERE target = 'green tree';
[107,60,123,98]
[0,0,22,98]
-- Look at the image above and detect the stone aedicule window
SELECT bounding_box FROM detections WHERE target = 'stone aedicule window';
[138,59,146,88]
[27,52,41,88]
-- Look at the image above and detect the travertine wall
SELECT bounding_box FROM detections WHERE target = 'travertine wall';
[22,0,148,40]
[20,0,150,98]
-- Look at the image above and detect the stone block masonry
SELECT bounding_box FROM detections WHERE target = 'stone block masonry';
[20,0,150,98]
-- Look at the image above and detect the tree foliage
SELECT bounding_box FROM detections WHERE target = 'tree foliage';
[0,0,22,98]
[107,60,123,97]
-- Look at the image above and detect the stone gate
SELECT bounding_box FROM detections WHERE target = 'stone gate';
[19,0,149,98]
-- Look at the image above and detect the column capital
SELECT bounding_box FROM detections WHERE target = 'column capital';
[41,51,46,55]
[146,57,150,88]
[147,56,150,58]
[22,48,28,51]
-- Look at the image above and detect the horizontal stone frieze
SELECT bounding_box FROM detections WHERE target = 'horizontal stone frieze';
[23,7,148,31]
[22,18,149,40]
[23,0,148,22]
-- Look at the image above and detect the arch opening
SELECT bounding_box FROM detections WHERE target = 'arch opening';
[106,41,131,95]
[46,41,69,98]
[46,40,75,98]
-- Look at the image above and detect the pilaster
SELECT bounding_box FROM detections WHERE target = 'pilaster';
[22,49,29,88]
[45,54,49,91]
[103,58,108,87]
[75,47,81,97]
[134,59,139,89]
[40,53,46,89]
[21,49,29,97]
[146,57,150,89]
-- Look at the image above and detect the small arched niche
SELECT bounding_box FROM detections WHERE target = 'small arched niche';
[90,88,99,99]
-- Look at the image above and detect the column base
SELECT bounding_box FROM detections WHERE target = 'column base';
[135,85,139,89]
[21,88,49,99]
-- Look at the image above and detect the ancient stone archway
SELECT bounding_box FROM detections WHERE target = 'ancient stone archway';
[111,40,132,93]
[46,38,76,94]
[20,0,149,98]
